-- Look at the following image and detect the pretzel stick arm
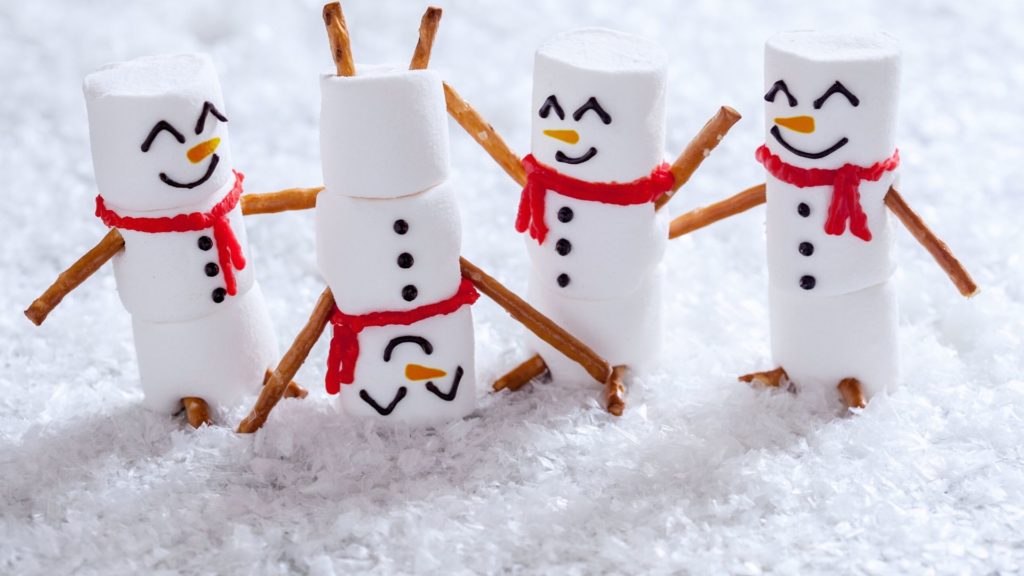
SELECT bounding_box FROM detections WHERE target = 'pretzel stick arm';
[655,106,742,211]
[443,83,526,186]
[459,257,610,383]
[885,187,978,298]
[241,187,323,216]
[238,288,335,434]
[24,229,125,326]
[669,184,766,239]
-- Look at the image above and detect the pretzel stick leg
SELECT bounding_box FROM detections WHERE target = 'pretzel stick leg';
[459,257,610,383]
[655,106,742,211]
[443,83,526,186]
[669,184,766,240]
[884,187,978,298]
[409,7,442,70]
[237,288,335,434]
[323,3,356,77]
[604,365,627,417]
[182,397,213,428]
[493,353,548,392]
[25,229,126,326]
[241,187,323,216]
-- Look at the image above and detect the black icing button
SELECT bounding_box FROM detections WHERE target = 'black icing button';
[797,203,811,217]
[198,236,213,251]
[557,273,571,288]
[557,206,574,223]
[393,219,409,235]
[205,262,220,277]
[397,252,414,269]
[555,238,572,256]
[800,275,816,290]
[212,287,227,303]
[402,285,418,302]
[798,242,814,257]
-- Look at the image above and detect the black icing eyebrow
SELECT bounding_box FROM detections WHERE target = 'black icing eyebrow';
[813,81,860,109]
[140,121,185,152]
[764,80,798,107]
[195,101,228,134]
[572,97,612,124]
[538,95,565,120]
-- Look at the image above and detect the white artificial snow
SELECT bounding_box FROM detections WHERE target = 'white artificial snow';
[2,0,1023,574]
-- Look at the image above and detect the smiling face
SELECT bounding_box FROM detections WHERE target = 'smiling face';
[531,28,666,183]
[764,32,901,169]
[84,54,233,212]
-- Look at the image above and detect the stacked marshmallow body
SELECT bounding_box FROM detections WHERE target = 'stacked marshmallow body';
[317,66,475,425]
[83,54,277,413]
[762,32,901,399]
[525,28,669,382]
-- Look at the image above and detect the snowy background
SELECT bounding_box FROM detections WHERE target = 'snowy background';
[2,0,1023,574]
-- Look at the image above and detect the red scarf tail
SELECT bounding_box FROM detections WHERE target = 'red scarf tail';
[212,217,246,296]
[824,166,873,242]
[325,320,360,395]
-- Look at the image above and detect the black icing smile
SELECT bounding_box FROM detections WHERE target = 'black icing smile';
[425,366,464,402]
[556,147,598,165]
[770,126,848,160]
[159,153,220,189]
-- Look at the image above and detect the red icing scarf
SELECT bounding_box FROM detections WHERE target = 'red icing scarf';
[515,154,675,244]
[756,145,900,242]
[325,278,480,395]
[96,171,247,296]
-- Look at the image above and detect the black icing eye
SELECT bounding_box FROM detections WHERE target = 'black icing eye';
[538,95,565,120]
[813,81,860,110]
[764,80,798,107]
[572,97,611,124]
[195,101,228,134]
[140,121,185,152]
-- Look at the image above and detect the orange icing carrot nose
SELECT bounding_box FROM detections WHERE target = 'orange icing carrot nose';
[187,137,221,163]
[405,364,447,381]
[774,115,815,134]
[543,129,580,144]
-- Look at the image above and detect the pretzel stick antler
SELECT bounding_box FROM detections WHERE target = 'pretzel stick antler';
[409,6,442,70]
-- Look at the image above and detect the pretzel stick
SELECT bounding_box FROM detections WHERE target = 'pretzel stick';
[885,187,978,298]
[238,288,335,433]
[459,257,611,383]
[241,187,323,215]
[605,365,626,417]
[323,2,356,76]
[655,106,742,211]
[409,6,442,70]
[669,183,766,239]
[24,229,126,326]
[443,82,527,186]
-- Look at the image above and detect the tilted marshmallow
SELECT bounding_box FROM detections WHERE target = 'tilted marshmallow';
[132,283,278,414]
[532,28,667,183]
[526,267,664,384]
[525,194,668,299]
[317,183,462,315]
[84,54,234,213]
[336,307,476,425]
[320,66,450,198]
[764,31,900,170]
[770,280,899,401]
[112,197,255,322]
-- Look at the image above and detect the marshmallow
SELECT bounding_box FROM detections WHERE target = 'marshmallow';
[532,28,667,183]
[132,283,278,413]
[316,183,463,315]
[770,280,899,401]
[336,307,476,425]
[320,66,450,199]
[84,54,234,213]
[526,267,664,384]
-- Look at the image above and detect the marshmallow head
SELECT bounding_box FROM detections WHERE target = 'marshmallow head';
[84,54,234,212]
[764,31,901,169]
[531,28,667,183]
[320,66,450,199]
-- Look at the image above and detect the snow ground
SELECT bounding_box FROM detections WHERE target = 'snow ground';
[2,0,1024,574]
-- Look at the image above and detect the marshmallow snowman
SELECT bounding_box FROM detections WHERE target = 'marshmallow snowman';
[760,32,902,400]
[317,65,477,424]
[519,28,671,382]
[83,54,277,413]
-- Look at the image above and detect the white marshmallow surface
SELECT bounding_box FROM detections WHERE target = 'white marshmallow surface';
[762,32,902,400]
[320,66,450,199]
[84,54,234,213]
